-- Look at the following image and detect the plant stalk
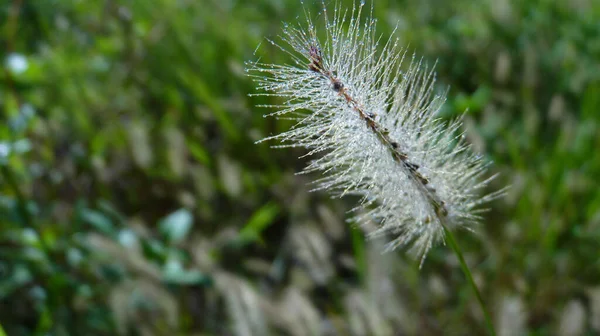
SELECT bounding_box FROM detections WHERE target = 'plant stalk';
[443,224,496,336]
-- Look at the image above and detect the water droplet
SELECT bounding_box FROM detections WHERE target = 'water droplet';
[360,0,365,6]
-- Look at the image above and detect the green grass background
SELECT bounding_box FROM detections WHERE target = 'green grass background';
[1,0,599,335]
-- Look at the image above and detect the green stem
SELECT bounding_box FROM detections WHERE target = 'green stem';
[442,224,496,336]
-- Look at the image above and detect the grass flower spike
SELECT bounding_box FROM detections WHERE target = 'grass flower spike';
[248,2,502,264]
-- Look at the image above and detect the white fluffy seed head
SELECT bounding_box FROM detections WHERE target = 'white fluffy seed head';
[248,2,503,263]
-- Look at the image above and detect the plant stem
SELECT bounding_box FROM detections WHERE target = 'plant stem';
[442,224,496,336]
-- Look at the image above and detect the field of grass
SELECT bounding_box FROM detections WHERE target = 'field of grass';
[1,0,600,335]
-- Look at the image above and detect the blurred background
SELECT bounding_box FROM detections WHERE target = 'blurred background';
[1,0,599,335]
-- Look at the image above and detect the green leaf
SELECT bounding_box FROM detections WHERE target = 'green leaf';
[187,140,211,165]
[80,209,115,235]
[238,202,280,244]
[143,239,168,262]
[162,257,210,285]
[159,209,193,244]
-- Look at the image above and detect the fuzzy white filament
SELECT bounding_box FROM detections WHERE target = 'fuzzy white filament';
[248,2,502,264]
